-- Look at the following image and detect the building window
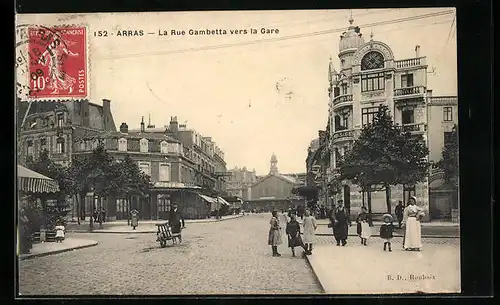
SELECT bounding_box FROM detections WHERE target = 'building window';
[139,138,149,152]
[56,137,65,154]
[158,194,171,212]
[26,140,33,156]
[159,163,171,182]
[361,107,380,126]
[444,131,454,145]
[443,106,453,121]
[361,51,385,70]
[118,138,127,151]
[57,113,64,128]
[361,73,385,92]
[138,162,151,176]
[160,141,168,153]
[116,199,127,212]
[341,83,348,95]
[40,138,47,152]
[401,108,415,125]
[401,74,414,88]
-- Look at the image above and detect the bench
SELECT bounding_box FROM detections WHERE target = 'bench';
[31,230,57,243]
[155,222,182,248]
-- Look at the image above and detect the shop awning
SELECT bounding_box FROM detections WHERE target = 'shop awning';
[217,196,231,206]
[198,194,217,204]
[17,164,60,193]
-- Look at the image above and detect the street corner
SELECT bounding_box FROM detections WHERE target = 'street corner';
[19,238,98,260]
[304,242,461,295]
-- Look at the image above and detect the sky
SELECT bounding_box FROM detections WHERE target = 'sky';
[17,8,457,176]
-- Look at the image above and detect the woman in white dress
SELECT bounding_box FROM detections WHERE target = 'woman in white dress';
[302,209,317,255]
[402,196,425,251]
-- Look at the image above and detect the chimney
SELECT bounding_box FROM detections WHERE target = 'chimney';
[102,99,111,114]
[81,99,90,127]
[140,116,145,132]
[415,45,420,58]
[169,116,179,135]
[119,122,128,133]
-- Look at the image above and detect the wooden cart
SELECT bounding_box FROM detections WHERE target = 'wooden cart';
[155,222,182,248]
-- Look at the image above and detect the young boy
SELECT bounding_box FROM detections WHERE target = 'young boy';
[380,214,395,252]
[55,224,65,243]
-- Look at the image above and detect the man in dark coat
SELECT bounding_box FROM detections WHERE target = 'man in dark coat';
[333,200,351,246]
[394,201,404,228]
[169,204,183,235]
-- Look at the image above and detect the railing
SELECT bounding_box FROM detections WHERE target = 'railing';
[395,57,426,69]
[394,86,425,97]
[332,129,355,140]
[396,123,426,133]
[333,94,353,106]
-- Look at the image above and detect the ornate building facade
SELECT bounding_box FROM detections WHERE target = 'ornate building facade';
[226,166,257,200]
[319,16,458,220]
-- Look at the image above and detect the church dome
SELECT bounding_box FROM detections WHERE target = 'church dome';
[339,17,365,53]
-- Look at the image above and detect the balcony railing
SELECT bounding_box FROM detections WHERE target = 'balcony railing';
[394,86,425,97]
[395,57,426,69]
[333,94,353,106]
[396,123,427,133]
[332,129,355,140]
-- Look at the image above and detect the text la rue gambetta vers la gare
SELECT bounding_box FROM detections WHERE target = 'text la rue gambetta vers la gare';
[93,28,279,37]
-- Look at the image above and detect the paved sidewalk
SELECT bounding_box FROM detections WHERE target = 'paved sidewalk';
[19,238,98,260]
[67,214,244,233]
[305,242,461,294]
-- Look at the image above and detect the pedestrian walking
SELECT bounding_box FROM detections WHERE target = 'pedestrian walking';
[302,209,317,255]
[18,208,32,254]
[285,214,305,257]
[169,204,183,234]
[333,200,351,246]
[380,214,395,252]
[402,196,425,251]
[356,206,371,246]
[395,201,404,228]
[268,210,283,256]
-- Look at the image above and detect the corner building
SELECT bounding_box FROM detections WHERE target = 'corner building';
[326,17,458,219]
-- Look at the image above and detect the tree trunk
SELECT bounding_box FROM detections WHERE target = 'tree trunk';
[367,189,373,227]
[74,194,81,225]
[127,196,131,225]
[89,196,94,230]
[385,185,392,214]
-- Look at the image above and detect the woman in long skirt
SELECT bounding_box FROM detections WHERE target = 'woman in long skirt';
[356,206,371,246]
[402,196,425,251]
[268,210,283,256]
[302,209,317,255]
[286,214,305,257]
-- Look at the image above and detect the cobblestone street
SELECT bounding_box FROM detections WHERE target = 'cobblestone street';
[19,214,322,295]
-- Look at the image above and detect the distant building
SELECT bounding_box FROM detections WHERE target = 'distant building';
[246,154,303,211]
[226,166,257,200]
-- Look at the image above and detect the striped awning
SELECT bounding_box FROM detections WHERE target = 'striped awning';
[198,194,217,204]
[217,196,231,206]
[17,165,60,193]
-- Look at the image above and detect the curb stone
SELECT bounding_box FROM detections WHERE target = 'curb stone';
[304,254,326,294]
[312,233,459,239]
[68,214,244,234]
[20,241,98,260]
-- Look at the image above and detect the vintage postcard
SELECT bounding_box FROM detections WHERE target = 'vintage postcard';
[16,9,460,295]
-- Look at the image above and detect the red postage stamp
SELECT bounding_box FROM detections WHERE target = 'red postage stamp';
[27,26,87,98]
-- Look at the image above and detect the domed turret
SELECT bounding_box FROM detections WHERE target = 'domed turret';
[339,16,365,53]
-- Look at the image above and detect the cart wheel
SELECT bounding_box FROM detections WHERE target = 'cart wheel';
[160,239,166,248]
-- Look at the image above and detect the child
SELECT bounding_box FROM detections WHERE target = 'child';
[285,214,304,257]
[356,207,371,246]
[380,214,395,252]
[302,209,317,255]
[55,224,65,243]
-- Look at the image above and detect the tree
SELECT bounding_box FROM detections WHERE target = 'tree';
[438,124,459,186]
[339,106,430,224]
[26,150,73,229]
